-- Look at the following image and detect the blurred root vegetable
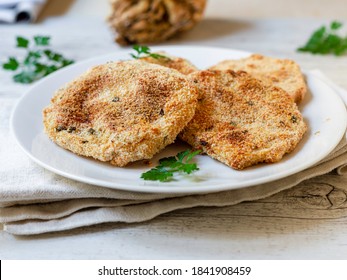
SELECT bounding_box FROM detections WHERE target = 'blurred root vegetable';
[108,0,207,45]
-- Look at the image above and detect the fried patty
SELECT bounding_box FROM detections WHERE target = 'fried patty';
[140,51,198,75]
[43,60,198,166]
[209,54,307,103]
[180,70,307,170]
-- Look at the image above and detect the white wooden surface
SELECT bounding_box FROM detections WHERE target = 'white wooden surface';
[1,1,347,259]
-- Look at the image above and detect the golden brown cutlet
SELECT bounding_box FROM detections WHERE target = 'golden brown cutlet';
[209,54,307,103]
[43,60,198,166]
[180,69,307,170]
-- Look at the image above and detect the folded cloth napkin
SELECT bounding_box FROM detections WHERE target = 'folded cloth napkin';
[1,70,347,235]
[0,0,46,23]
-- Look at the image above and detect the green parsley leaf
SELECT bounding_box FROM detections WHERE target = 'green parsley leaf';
[134,45,150,54]
[297,21,347,56]
[2,35,74,84]
[159,156,178,167]
[147,53,168,59]
[185,150,202,162]
[43,49,65,62]
[331,21,343,30]
[33,62,47,74]
[16,36,29,48]
[141,149,201,182]
[61,59,74,67]
[141,166,174,182]
[23,51,41,65]
[13,71,36,84]
[130,45,169,60]
[45,64,59,74]
[34,36,50,46]
[2,57,19,71]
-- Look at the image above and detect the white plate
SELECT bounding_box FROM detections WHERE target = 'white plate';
[10,46,347,194]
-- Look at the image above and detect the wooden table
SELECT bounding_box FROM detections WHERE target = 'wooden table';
[1,4,347,259]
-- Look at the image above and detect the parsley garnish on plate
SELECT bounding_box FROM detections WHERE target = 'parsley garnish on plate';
[297,21,347,56]
[2,36,74,84]
[130,45,168,60]
[141,149,201,182]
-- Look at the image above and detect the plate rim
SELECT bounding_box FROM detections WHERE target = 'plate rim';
[10,46,347,194]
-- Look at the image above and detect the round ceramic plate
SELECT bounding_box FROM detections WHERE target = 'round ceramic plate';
[10,46,347,193]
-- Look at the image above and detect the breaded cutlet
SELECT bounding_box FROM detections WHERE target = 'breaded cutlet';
[209,54,307,103]
[180,70,307,170]
[43,60,198,166]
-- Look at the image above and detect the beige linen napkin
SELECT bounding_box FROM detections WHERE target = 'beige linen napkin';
[1,70,347,235]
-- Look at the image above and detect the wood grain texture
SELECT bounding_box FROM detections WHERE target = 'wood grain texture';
[1,16,347,259]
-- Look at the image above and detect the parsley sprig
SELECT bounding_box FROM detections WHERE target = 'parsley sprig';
[141,149,201,182]
[130,45,168,60]
[2,36,74,84]
[297,21,347,56]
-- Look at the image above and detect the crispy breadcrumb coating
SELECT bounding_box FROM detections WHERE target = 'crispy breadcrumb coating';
[43,60,198,166]
[180,70,307,170]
